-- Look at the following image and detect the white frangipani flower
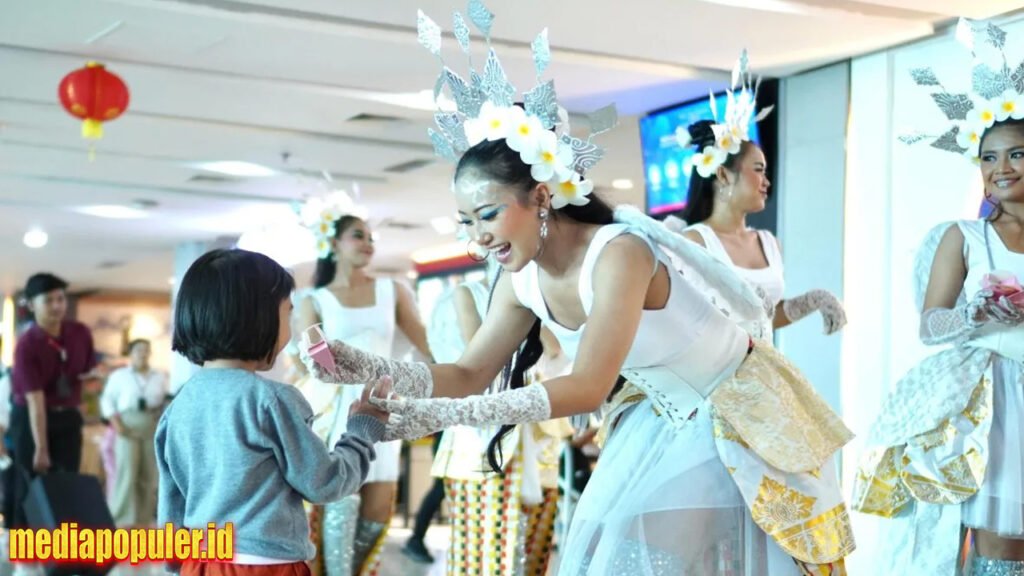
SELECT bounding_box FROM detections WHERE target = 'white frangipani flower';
[551,171,593,209]
[522,130,573,183]
[692,146,728,178]
[505,108,544,155]
[995,90,1024,122]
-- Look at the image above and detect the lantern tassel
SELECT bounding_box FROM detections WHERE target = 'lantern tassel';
[82,119,103,140]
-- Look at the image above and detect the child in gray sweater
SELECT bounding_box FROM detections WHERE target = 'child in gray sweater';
[156,249,390,576]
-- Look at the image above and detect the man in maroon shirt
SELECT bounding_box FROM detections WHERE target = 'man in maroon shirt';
[8,273,96,528]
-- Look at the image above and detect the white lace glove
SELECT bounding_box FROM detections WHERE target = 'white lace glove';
[782,289,847,335]
[920,290,1024,345]
[299,333,433,399]
[369,385,551,442]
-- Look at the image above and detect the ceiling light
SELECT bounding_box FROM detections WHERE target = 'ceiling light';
[23,227,48,249]
[611,179,634,190]
[430,216,457,235]
[193,161,277,177]
[696,0,808,15]
[167,277,175,286]
[74,205,150,219]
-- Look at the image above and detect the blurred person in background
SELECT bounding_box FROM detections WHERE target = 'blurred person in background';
[8,273,97,529]
[294,213,432,576]
[100,338,167,528]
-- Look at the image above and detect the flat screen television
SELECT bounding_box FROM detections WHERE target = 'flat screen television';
[639,93,762,217]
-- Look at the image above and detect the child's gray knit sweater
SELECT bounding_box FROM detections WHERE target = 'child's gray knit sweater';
[155,367,384,562]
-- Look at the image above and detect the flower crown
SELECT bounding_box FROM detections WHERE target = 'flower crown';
[677,50,773,179]
[417,0,618,209]
[298,192,368,259]
[901,18,1024,161]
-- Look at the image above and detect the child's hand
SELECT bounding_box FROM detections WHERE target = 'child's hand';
[349,377,392,423]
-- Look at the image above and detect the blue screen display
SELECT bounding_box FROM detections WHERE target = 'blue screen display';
[640,93,760,216]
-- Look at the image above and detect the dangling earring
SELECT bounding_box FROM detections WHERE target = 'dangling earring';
[466,240,488,262]
[539,209,549,240]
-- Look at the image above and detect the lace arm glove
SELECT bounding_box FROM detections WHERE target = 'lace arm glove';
[369,385,551,442]
[921,290,1024,345]
[781,289,848,335]
[299,331,433,399]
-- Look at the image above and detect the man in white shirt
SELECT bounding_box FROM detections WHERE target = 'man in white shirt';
[99,339,166,528]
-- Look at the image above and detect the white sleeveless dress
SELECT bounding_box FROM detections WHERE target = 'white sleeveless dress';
[959,220,1024,535]
[305,280,402,482]
[687,223,785,341]
[511,224,851,575]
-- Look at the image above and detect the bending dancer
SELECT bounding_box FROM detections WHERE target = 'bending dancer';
[854,19,1024,576]
[294,199,431,576]
[668,116,846,341]
[302,7,854,575]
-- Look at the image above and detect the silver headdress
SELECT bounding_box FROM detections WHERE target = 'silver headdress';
[678,49,774,178]
[417,0,618,209]
[902,18,1024,160]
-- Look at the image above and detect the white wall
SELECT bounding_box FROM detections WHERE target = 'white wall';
[776,62,850,421]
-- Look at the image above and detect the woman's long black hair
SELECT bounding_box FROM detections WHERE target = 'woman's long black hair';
[454,138,614,473]
[312,215,365,288]
[677,120,757,225]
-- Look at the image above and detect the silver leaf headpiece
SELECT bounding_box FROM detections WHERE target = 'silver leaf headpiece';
[904,18,1024,159]
[416,2,615,208]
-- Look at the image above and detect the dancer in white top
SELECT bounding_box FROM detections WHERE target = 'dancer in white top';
[301,9,855,574]
[295,210,431,576]
[665,118,845,342]
[854,18,1024,576]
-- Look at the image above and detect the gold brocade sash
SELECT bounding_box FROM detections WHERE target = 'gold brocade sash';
[852,373,993,518]
[709,344,854,474]
[598,343,856,564]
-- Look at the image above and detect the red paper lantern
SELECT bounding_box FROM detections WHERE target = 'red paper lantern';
[58,61,130,140]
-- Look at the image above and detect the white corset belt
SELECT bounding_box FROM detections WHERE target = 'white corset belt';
[621,327,751,430]
[968,324,1024,363]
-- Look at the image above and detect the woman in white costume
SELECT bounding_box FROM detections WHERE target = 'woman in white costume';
[294,211,431,576]
[667,119,846,342]
[301,8,855,575]
[854,18,1024,576]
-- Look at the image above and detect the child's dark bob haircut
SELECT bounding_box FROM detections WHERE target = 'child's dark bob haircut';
[172,249,295,366]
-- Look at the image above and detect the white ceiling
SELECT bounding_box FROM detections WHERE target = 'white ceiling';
[0,0,1022,293]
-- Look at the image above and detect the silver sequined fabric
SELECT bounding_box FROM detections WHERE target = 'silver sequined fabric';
[972,556,1024,576]
[322,495,360,576]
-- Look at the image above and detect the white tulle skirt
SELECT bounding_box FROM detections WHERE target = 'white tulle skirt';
[962,357,1024,537]
[555,399,801,576]
[337,384,401,483]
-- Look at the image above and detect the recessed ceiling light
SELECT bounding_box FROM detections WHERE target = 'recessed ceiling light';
[167,277,175,285]
[430,216,457,235]
[611,179,634,190]
[23,227,48,249]
[74,205,150,219]
[193,161,277,177]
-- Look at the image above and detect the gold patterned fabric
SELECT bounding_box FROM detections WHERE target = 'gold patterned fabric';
[709,343,854,474]
[714,410,855,564]
[596,343,855,565]
[853,371,993,518]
